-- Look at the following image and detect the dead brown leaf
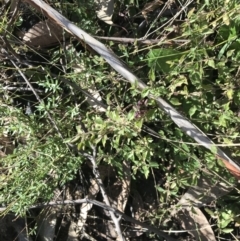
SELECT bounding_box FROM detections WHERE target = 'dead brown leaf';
[177,207,216,241]
[17,19,69,48]
[142,0,164,21]
[172,175,232,241]
[94,0,115,25]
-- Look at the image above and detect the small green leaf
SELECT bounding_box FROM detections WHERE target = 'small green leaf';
[127,110,135,121]
[148,162,159,168]
[141,88,151,98]
[170,98,181,106]
[221,228,233,234]
[135,118,143,130]
[170,182,177,189]
[102,135,107,147]
[187,7,195,18]
[222,211,232,220]
[218,115,227,127]
[142,165,149,179]
[156,186,166,193]
[210,145,218,155]
[149,68,156,81]
[227,49,235,57]
[220,219,231,229]
[207,59,215,68]
[226,89,233,100]
[189,106,197,118]
[204,208,217,218]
